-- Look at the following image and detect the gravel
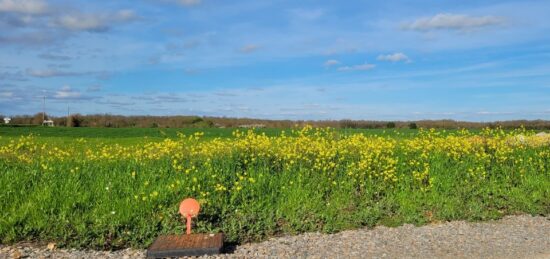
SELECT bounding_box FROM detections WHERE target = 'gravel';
[1,214,548,259]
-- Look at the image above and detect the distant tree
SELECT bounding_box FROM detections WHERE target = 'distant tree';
[409,122,418,129]
[339,120,357,128]
[32,113,46,125]
[386,122,396,128]
[71,114,83,127]
[191,117,204,124]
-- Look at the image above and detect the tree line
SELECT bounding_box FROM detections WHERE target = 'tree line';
[1,113,549,130]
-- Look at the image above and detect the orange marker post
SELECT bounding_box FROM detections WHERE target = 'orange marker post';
[147,197,223,257]
[179,198,200,235]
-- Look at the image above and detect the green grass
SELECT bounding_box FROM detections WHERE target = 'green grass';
[0,127,547,250]
[0,126,468,143]
[0,127,417,146]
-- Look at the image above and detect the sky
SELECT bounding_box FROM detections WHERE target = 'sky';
[0,0,549,121]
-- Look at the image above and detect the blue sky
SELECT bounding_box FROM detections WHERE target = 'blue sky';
[0,0,549,121]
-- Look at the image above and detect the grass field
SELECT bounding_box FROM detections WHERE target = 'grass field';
[0,126,422,146]
[0,126,548,249]
[0,126,424,138]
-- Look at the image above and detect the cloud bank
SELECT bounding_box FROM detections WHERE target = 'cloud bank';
[402,13,505,31]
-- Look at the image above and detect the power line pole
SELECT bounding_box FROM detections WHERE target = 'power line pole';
[42,95,46,123]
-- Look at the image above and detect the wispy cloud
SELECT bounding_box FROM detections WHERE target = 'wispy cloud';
[54,86,79,99]
[0,31,60,46]
[337,63,376,72]
[0,0,48,15]
[0,91,14,98]
[38,53,72,61]
[0,71,27,81]
[96,99,136,106]
[239,44,259,54]
[323,59,340,67]
[26,68,78,77]
[54,9,138,32]
[87,85,102,92]
[377,53,411,62]
[402,13,505,31]
[26,68,108,78]
[475,111,515,115]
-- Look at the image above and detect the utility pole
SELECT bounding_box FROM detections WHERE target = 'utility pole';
[42,95,46,123]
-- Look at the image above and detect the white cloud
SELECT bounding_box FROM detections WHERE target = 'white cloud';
[324,59,340,67]
[0,91,14,98]
[402,13,505,31]
[377,53,411,62]
[26,68,81,77]
[475,111,514,115]
[337,63,376,72]
[26,68,107,78]
[56,15,107,32]
[55,9,137,32]
[0,0,48,14]
[115,9,137,21]
[240,44,259,53]
[54,86,81,99]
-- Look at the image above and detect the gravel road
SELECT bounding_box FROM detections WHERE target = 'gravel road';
[1,214,548,259]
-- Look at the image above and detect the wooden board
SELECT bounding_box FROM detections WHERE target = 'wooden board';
[146,233,223,258]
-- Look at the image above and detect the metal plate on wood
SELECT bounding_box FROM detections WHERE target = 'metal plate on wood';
[146,233,224,258]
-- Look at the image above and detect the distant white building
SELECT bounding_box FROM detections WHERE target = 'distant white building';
[43,119,54,127]
[3,117,10,124]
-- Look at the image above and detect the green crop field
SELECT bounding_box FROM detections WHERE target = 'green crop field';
[0,126,425,138]
[0,127,426,146]
[0,126,548,249]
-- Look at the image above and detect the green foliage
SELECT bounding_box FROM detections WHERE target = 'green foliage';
[409,122,418,129]
[386,122,396,128]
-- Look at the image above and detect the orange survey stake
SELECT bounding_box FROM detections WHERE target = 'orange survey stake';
[179,198,200,235]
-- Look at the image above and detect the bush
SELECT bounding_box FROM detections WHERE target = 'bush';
[409,122,418,129]
[386,122,396,128]
[71,114,84,127]
[191,117,204,124]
